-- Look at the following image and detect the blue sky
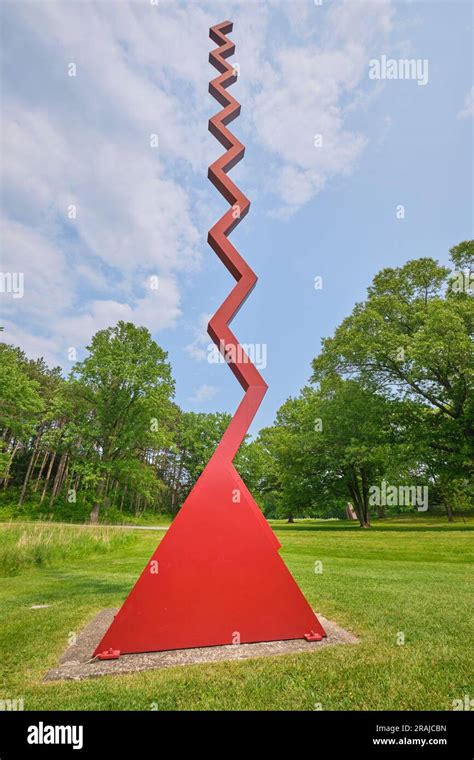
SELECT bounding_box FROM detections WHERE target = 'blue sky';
[1,0,472,434]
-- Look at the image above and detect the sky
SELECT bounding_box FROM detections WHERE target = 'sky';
[1,0,472,434]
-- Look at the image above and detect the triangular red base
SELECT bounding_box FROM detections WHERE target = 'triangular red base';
[93,460,326,656]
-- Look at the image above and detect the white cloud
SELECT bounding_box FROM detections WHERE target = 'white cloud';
[0,215,181,360]
[1,0,206,364]
[245,0,394,214]
[185,312,213,362]
[188,383,218,403]
[56,277,181,353]
[1,0,396,366]
[0,320,64,370]
[0,219,73,322]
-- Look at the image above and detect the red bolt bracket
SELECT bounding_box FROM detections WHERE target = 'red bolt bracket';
[304,631,323,642]
[96,647,121,660]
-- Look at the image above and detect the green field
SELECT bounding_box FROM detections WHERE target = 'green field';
[0,517,472,711]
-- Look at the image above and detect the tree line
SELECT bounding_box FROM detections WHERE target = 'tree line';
[0,242,472,526]
[241,242,473,525]
[0,321,238,522]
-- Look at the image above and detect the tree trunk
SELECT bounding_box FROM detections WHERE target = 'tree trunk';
[2,441,20,488]
[90,475,106,524]
[119,484,127,512]
[349,475,370,528]
[18,450,35,504]
[34,451,49,492]
[71,474,80,502]
[111,479,119,509]
[348,482,363,527]
[19,436,42,505]
[89,502,100,524]
[444,501,454,523]
[50,452,67,505]
[135,494,142,517]
[361,470,371,527]
[58,460,69,499]
[40,452,56,503]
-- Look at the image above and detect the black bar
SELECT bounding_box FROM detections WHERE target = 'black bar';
[0,710,472,757]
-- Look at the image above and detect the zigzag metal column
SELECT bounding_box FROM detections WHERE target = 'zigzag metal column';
[207,20,267,464]
[93,22,325,658]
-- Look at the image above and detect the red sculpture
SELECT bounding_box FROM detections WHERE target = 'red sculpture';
[93,21,325,658]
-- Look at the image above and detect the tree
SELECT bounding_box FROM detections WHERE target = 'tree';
[0,323,254,521]
[0,344,43,485]
[234,434,280,516]
[70,321,175,522]
[263,381,399,526]
[449,239,473,279]
[311,252,474,510]
[157,411,235,514]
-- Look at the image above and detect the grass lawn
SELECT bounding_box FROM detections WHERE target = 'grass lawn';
[0,517,472,711]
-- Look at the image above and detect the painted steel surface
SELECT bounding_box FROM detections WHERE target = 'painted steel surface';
[93,21,325,657]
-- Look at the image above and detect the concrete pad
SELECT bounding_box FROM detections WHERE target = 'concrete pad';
[43,608,359,682]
